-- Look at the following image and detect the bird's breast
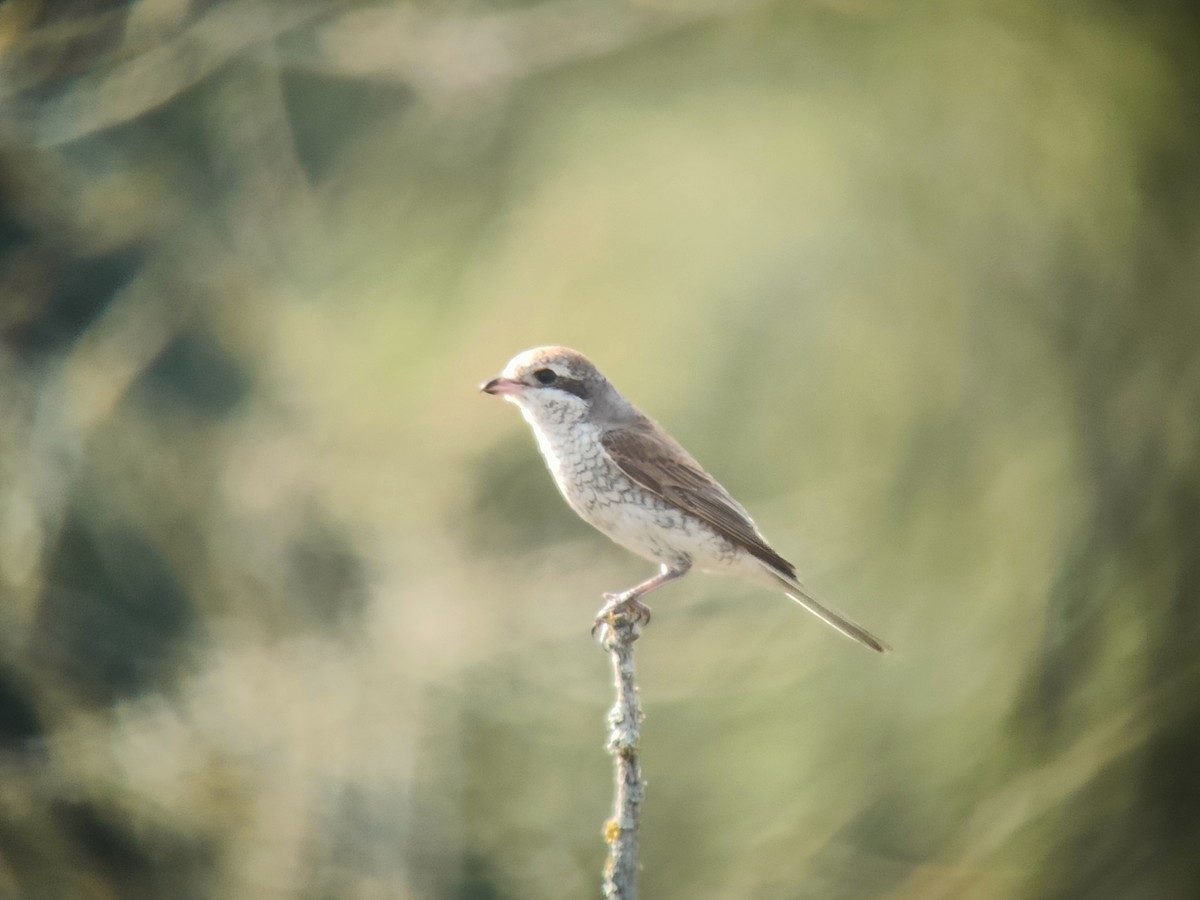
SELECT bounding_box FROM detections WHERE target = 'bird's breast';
[530,421,621,515]
[527,420,739,568]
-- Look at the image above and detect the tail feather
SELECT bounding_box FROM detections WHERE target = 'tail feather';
[770,570,890,654]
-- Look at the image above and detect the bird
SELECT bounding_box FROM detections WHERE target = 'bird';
[480,346,889,653]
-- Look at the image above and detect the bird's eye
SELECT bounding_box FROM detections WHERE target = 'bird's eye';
[533,368,558,385]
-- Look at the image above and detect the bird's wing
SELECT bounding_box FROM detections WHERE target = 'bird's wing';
[600,419,797,577]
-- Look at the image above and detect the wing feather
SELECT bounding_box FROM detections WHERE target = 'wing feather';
[600,420,796,577]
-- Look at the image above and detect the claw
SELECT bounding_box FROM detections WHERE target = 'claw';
[591,593,653,636]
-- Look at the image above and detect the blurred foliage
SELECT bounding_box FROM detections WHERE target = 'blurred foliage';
[1,0,1200,897]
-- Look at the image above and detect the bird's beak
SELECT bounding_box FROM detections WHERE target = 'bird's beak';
[480,376,523,396]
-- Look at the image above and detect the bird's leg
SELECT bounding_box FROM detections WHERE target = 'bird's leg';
[593,563,690,633]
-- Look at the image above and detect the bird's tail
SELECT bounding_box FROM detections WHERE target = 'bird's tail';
[767,568,890,654]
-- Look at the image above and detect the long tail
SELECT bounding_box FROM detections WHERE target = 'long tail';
[769,569,890,654]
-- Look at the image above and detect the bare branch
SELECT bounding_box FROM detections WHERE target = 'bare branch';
[599,613,645,900]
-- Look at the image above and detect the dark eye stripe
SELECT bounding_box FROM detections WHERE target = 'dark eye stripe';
[551,377,588,399]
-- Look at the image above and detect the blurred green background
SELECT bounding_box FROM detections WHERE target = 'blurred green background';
[2,0,1199,897]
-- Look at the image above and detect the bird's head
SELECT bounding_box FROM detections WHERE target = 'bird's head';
[481,346,631,428]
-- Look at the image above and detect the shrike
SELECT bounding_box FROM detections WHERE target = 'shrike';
[481,346,888,653]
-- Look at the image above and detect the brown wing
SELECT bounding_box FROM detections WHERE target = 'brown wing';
[601,419,797,577]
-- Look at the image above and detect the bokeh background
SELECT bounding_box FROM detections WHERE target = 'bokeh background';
[2,0,1199,897]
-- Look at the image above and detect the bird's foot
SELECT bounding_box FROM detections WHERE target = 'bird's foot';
[592,593,652,637]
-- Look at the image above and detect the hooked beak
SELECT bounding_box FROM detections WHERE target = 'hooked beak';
[480,376,524,397]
